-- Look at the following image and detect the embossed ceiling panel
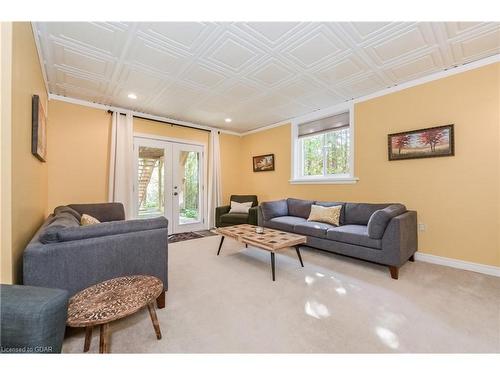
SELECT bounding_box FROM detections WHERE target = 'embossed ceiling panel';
[33,22,500,132]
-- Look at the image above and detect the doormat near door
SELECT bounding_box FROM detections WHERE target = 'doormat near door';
[168,230,218,243]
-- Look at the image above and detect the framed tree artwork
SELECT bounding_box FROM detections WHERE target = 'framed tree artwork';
[32,95,47,162]
[388,124,454,161]
[253,154,275,172]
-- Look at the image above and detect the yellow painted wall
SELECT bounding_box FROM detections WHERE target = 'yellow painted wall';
[219,133,243,204]
[231,63,500,267]
[9,22,49,282]
[47,105,216,212]
[0,22,13,283]
[47,100,111,211]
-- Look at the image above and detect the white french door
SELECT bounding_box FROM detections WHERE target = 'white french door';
[133,136,206,234]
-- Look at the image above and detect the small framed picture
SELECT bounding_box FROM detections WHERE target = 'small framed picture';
[388,124,454,161]
[253,154,275,172]
[32,95,47,162]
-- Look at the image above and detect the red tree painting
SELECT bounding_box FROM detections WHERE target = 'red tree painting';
[392,134,410,154]
[419,129,445,152]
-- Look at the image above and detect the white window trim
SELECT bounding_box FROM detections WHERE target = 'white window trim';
[290,102,358,184]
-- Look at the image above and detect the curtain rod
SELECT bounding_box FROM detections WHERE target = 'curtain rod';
[106,110,213,133]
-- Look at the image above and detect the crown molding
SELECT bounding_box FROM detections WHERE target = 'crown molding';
[48,94,241,136]
[241,54,500,136]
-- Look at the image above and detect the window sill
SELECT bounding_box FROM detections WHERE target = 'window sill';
[289,177,359,185]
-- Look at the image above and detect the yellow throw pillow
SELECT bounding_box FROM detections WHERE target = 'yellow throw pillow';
[307,204,341,226]
[80,214,101,226]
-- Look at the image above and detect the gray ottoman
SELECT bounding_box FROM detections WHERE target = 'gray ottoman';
[0,284,68,353]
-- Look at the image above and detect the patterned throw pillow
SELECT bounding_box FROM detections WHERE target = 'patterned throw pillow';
[80,214,101,226]
[307,204,342,226]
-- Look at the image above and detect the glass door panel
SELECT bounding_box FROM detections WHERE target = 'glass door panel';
[173,144,204,233]
[178,150,201,224]
[137,146,165,218]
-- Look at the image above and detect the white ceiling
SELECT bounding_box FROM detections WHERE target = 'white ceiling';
[33,22,500,132]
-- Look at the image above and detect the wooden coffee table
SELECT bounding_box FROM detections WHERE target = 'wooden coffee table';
[66,275,164,353]
[215,224,307,281]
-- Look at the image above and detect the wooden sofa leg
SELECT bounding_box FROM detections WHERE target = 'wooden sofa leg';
[389,266,399,280]
[156,290,166,309]
[409,254,415,262]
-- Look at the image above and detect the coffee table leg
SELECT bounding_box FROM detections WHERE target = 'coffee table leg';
[295,245,304,267]
[271,252,276,281]
[147,303,162,340]
[84,326,92,352]
[217,236,225,256]
[99,323,109,354]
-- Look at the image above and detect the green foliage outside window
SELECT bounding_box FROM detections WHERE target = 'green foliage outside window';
[302,128,350,176]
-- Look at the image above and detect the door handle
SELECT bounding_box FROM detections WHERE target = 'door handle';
[173,192,178,196]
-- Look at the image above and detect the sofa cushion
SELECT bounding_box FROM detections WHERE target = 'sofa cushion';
[344,203,391,225]
[326,225,382,249]
[57,216,168,242]
[265,216,306,232]
[68,203,125,222]
[314,201,346,225]
[230,195,258,207]
[367,204,407,239]
[294,221,335,238]
[287,198,314,219]
[53,206,81,222]
[261,199,288,221]
[39,213,80,244]
[220,213,249,225]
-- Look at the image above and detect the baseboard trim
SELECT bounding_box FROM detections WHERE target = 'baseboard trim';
[414,252,500,277]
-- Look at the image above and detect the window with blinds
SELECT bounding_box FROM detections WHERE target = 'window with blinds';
[297,111,351,178]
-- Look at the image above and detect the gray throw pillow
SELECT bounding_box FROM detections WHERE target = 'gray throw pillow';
[367,204,407,239]
[39,212,80,244]
[54,205,82,222]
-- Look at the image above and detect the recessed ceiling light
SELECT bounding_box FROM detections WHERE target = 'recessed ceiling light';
[225,118,232,123]
[128,93,137,99]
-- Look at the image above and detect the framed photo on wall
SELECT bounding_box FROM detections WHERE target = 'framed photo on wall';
[32,95,47,162]
[253,154,275,172]
[388,124,454,161]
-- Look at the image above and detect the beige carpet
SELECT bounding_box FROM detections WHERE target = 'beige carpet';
[62,235,500,353]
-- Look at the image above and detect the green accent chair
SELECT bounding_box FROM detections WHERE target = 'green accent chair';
[215,195,258,227]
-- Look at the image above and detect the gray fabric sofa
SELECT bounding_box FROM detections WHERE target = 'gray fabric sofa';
[0,284,68,353]
[23,203,168,308]
[257,198,417,279]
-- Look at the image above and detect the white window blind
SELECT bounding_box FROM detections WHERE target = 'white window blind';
[298,112,349,138]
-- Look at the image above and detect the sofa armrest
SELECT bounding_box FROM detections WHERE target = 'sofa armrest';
[23,227,168,297]
[68,203,125,222]
[248,206,259,225]
[381,211,418,266]
[215,205,230,227]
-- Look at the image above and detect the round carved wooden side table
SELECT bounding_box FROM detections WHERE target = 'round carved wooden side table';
[66,275,164,353]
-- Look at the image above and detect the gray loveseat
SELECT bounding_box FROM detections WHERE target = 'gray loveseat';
[258,198,417,279]
[23,203,168,308]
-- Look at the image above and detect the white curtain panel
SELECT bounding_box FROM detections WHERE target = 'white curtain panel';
[108,112,134,219]
[207,129,222,228]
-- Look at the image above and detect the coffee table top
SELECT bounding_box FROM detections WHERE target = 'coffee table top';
[67,275,163,327]
[216,224,306,251]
